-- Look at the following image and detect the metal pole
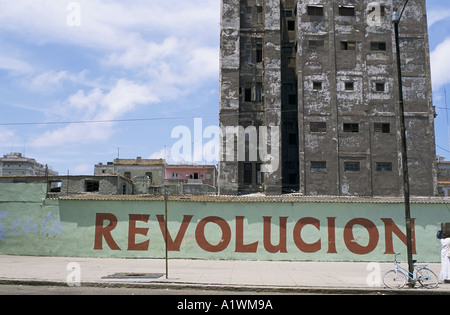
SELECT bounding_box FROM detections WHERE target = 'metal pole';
[393,5,414,287]
[164,186,168,279]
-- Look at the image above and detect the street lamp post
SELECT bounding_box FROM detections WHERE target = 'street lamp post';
[392,0,414,287]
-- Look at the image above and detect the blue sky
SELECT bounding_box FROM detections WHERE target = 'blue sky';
[0,0,449,175]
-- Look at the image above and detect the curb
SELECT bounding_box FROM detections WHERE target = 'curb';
[0,278,448,295]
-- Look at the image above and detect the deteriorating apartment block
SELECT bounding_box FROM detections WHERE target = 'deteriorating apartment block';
[219,0,437,196]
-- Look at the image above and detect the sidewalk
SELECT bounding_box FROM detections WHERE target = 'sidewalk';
[0,255,449,294]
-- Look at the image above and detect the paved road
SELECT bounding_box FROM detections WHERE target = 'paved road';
[0,284,267,295]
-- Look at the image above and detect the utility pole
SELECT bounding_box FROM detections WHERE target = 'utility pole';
[392,0,414,287]
[164,185,169,279]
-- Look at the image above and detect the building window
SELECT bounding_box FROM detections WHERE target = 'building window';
[375,82,385,92]
[283,10,293,17]
[376,162,393,172]
[244,7,252,25]
[244,43,252,64]
[124,172,131,179]
[343,123,359,133]
[307,5,324,16]
[256,164,264,184]
[345,82,354,90]
[344,162,360,172]
[49,181,62,193]
[313,81,323,90]
[310,122,327,133]
[244,88,252,102]
[341,41,356,50]
[244,163,253,184]
[308,40,324,48]
[145,172,153,184]
[85,180,100,192]
[374,123,390,133]
[287,20,295,31]
[339,5,355,16]
[256,83,263,102]
[256,44,263,63]
[257,6,263,24]
[311,161,327,171]
[370,42,386,51]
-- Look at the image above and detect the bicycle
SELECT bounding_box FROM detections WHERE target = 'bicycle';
[382,253,439,289]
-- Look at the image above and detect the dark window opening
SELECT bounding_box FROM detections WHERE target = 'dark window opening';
[339,5,355,16]
[245,88,252,102]
[49,181,62,193]
[376,162,393,172]
[341,41,356,50]
[343,123,359,133]
[375,82,385,92]
[370,42,386,51]
[244,163,252,184]
[344,162,360,172]
[307,5,324,16]
[311,161,327,171]
[374,123,390,133]
[345,82,354,90]
[86,180,100,192]
[310,122,327,133]
[283,10,293,17]
[256,44,263,63]
[287,20,295,30]
[313,81,323,90]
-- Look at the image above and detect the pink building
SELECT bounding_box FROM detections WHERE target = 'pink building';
[165,165,216,187]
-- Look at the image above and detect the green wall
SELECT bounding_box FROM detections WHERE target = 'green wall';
[0,183,449,262]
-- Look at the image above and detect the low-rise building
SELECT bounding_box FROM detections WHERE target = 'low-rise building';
[0,174,133,198]
[95,157,217,195]
[0,152,58,176]
[437,160,450,197]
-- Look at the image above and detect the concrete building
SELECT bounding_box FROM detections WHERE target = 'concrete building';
[0,175,133,198]
[95,157,166,184]
[95,158,217,195]
[164,164,217,195]
[0,152,58,176]
[219,0,437,196]
[437,160,450,197]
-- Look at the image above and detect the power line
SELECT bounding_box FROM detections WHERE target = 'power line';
[0,114,220,127]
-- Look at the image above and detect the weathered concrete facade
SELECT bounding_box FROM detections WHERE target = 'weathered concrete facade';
[0,175,134,197]
[219,0,437,196]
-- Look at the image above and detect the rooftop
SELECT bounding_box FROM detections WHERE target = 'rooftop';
[59,193,450,204]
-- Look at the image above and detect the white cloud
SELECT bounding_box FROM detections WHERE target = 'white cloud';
[29,79,159,147]
[0,54,33,75]
[427,9,450,27]
[1,0,220,151]
[431,37,450,90]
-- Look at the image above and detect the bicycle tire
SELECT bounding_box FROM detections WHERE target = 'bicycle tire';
[416,268,439,289]
[383,270,407,289]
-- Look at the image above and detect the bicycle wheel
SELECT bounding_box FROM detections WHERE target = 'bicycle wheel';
[383,270,407,289]
[416,268,439,289]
